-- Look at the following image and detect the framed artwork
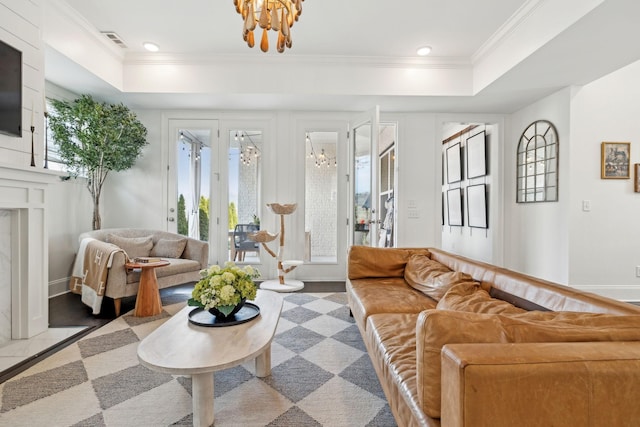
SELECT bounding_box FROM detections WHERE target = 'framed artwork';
[635,164,640,193]
[466,131,486,178]
[446,188,463,226]
[446,142,462,183]
[601,142,630,179]
[467,184,488,228]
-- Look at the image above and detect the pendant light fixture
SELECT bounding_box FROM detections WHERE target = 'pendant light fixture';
[233,0,304,53]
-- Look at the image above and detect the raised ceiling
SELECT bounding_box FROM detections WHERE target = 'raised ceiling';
[44,0,640,113]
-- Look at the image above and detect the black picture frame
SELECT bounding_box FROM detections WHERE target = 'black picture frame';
[446,142,462,183]
[467,184,488,228]
[446,188,463,226]
[466,130,486,178]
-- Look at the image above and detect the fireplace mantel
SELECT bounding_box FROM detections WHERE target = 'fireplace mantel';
[0,164,59,340]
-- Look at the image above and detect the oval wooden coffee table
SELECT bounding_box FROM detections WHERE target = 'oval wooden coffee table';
[137,290,283,427]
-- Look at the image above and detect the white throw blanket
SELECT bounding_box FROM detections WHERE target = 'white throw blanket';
[70,238,124,314]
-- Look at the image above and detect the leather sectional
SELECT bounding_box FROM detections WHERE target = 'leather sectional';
[346,246,640,427]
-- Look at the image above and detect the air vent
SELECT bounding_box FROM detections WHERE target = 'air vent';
[101,31,128,48]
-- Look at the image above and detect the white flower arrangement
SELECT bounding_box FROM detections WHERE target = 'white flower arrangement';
[188,262,260,316]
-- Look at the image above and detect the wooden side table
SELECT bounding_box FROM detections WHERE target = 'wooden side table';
[125,260,170,317]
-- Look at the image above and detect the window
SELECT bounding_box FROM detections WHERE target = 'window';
[44,99,69,173]
[516,120,558,203]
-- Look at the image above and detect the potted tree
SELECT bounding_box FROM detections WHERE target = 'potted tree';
[49,95,148,230]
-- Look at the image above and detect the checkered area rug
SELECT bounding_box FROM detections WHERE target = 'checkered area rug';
[0,292,397,426]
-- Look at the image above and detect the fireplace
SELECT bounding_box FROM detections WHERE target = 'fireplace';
[0,164,57,344]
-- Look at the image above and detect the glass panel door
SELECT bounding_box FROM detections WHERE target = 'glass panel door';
[167,119,219,265]
[227,130,262,264]
[350,107,380,247]
[304,131,338,262]
[176,130,211,241]
[378,123,397,247]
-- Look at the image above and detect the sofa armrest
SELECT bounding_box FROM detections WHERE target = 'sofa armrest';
[103,250,128,298]
[441,341,640,427]
[182,237,209,269]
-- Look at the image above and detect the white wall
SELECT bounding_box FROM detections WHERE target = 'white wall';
[429,114,505,265]
[504,89,571,284]
[385,113,439,248]
[441,123,498,263]
[568,60,640,300]
[0,1,87,299]
[0,0,45,166]
[102,109,167,230]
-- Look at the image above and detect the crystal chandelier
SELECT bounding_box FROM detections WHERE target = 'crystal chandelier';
[233,0,304,53]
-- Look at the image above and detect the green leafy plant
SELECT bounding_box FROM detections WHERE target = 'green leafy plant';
[188,262,260,316]
[48,95,148,230]
[177,194,188,235]
[228,202,238,230]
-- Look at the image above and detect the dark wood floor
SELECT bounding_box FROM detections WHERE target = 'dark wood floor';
[0,281,346,384]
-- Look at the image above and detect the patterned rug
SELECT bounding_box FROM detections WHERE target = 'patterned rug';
[0,292,397,426]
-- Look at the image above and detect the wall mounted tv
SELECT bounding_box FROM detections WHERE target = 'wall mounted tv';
[0,39,22,137]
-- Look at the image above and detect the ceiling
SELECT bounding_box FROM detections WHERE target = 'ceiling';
[45,0,640,113]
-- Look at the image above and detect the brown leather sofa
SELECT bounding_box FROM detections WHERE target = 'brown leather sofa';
[347,246,640,427]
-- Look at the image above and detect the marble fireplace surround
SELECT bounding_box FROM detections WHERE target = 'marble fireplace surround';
[0,164,57,346]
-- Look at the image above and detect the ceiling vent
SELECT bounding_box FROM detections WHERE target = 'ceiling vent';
[101,31,128,48]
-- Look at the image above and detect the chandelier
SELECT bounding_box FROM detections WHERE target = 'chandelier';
[234,131,261,165]
[233,0,304,53]
[306,133,336,168]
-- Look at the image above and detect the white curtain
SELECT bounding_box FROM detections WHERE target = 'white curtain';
[188,143,201,239]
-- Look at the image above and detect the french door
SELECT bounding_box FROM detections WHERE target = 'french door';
[167,119,220,265]
[349,107,381,248]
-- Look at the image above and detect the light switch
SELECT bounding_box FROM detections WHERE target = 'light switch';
[582,200,591,212]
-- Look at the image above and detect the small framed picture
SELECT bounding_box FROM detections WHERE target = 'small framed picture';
[635,164,640,193]
[446,188,463,226]
[467,184,488,229]
[601,142,630,179]
[466,131,487,178]
[446,143,462,183]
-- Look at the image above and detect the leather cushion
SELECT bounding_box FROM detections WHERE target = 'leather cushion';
[107,234,153,259]
[150,238,187,258]
[416,309,640,418]
[348,246,431,279]
[405,255,474,301]
[347,278,437,331]
[437,282,527,314]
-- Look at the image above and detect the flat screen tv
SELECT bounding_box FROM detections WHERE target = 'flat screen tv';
[0,39,22,137]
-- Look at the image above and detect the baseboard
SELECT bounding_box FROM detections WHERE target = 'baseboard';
[49,277,70,298]
[575,285,640,303]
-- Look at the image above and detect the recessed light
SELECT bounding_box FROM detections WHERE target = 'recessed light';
[416,46,432,56]
[143,42,160,52]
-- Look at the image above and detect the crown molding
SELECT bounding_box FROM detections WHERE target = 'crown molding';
[124,52,473,70]
[471,0,544,64]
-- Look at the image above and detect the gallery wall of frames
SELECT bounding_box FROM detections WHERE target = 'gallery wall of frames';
[441,124,489,230]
